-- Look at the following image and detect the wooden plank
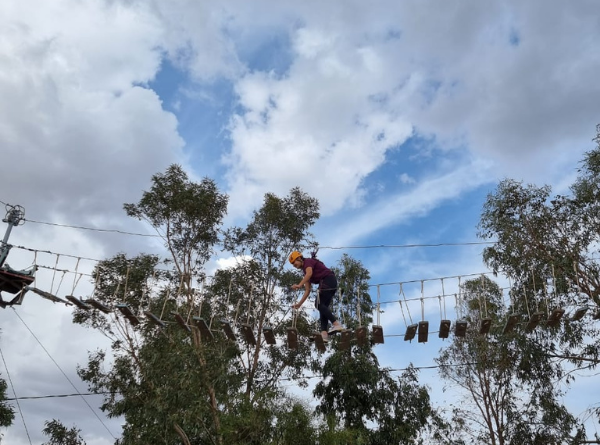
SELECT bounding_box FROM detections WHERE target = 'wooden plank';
[116,304,140,326]
[570,307,588,321]
[372,325,384,344]
[546,308,565,328]
[30,288,69,304]
[263,326,276,345]
[503,314,520,334]
[193,317,214,341]
[65,295,90,310]
[454,320,468,337]
[286,327,298,350]
[313,332,326,352]
[241,323,256,346]
[220,319,236,341]
[144,311,166,328]
[404,323,418,341]
[525,311,544,332]
[356,326,368,346]
[479,318,492,335]
[86,299,111,314]
[418,321,429,343]
[172,312,191,332]
[438,320,451,339]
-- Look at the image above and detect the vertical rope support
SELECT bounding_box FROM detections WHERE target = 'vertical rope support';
[551,264,558,306]
[543,267,551,314]
[441,278,447,319]
[420,281,425,322]
[400,283,413,324]
[457,276,462,318]
[70,258,81,295]
[398,287,407,327]
[139,268,156,314]
[481,274,488,318]
[506,276,512,312]
[531,269,539,311]
[225,279,233,311]
[573,261,580,295]
[122,265,130,301]
[376,285,381,326]
[186,276,198,324]
[357,287,362,327]
[91,267,101,300]
[523,284,531,318]
[247,284,254,325]
[159,289,171,320]
[208,279,217,330]
[50,254,60,294]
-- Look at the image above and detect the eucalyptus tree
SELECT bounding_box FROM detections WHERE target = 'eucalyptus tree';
[436,276,585,444]
[0,332,14,441]
[74,164,235,444]
[42,420,86,445]
[0,374,14,431]
[74,177,326,444]
[477,126,600,436]
[315,255,447,444]
[478,125,600,356]
[218,187,323,407]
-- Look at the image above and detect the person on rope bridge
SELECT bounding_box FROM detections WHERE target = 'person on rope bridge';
[289,251,344,342]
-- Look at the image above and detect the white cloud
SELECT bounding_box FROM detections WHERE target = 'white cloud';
[326,157,493,247]
[224,36,414,217]
[208,0,600,217]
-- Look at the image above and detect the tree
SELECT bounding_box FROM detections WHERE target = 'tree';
[75,174,326,444]
[75,165,233,444]
[0,330,15,443]
[478,125,600,345]
[477,124,600,429]
[332,254,374,330]
[436,276,585,444]
[216,187,323,435]
[0,374,14,440]
[315,256,445,444]
[42,420,86,445]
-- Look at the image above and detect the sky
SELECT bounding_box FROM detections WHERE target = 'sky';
[1,0,600,443]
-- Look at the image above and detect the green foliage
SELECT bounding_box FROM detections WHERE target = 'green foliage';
[73,253,160,333]
[479,127,600,314]
[331,254,374,330]
[315,351,443,444]
[436,277,585,444]
[75,177,325,444]
[0,376,14,429]
[124,164,228,276]
[42,420,86,445]
[313,253,440,443]
[476,125,600,433]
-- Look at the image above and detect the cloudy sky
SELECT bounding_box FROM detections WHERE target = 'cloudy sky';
[1,0,600,443]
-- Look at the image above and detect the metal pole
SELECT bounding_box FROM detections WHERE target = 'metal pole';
[0,205,25,267]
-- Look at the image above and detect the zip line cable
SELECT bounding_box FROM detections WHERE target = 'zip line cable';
[320,241,495,249]
[10,308,117,440]
[6,392,111,401]
[16,211,495,250]
[0,345,32,445]
[7,349,598,401]
[24,218,162,238]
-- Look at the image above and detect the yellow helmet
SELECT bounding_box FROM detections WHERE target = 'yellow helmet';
[289,251,302,264]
